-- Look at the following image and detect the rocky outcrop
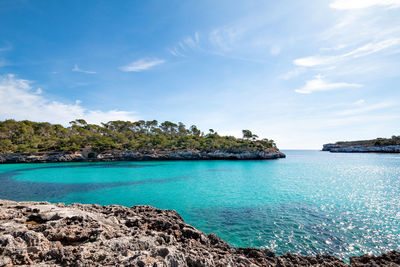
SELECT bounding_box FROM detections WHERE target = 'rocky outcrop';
[322,144,400,153]
[0,149,286,164]
[1,200,399,266]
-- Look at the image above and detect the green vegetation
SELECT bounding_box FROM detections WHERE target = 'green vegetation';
[242,129,258,140]
[333,136,400,147]
[0,119,277,153]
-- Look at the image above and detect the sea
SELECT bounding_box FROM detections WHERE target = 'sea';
[1,150,399,261]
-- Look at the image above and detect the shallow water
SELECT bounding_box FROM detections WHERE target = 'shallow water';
[1,150,399,260]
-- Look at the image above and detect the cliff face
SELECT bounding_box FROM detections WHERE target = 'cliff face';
[0,149,286,164]
[1,200,399,266]
[322,144,400,153]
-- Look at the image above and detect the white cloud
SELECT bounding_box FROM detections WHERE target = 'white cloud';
[323,114,400,127]
[169,47,185,57]
[295,75,362,94]
[294,56,337,67]
[170,21,276,62]
[209,25,246,52]
[320,44,348,52]
[119,58,164,72]
[169,32,201,57]
[279,68,306,80]
[330,0,400,10]
[72,64,96,74]
[294,38,400,67]
[353,99,365,105]
[346,38,400,58]
[207,14,275,53]
[183,34,199,50]
[0,74,138,125]
[337,101,394,115]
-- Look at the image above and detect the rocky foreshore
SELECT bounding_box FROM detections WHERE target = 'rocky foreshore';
[0,149,286,164]
[322,144,400,153]
[1,200,399,266]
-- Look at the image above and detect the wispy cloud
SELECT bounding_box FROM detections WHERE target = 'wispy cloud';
[346,38,400,57]
[353,99,365,105]
[330,0,400,10]
[170,17,282,63]
[337,101,395,115]
[204,25,268,63]
[169,32,200,57]
[183,32,200,49]
[169,47,185,57]
[284,0,400,92]
[209,26,245,52]
[119,58,164,72]
[294,56,337,67]
[295,75,362,94]
[323,114,400,128]
[72,64,96,74]
[294,38,400,67]
[279,68,306,80]
[0,74,138,125]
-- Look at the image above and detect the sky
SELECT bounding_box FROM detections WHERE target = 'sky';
[0,0,399,149]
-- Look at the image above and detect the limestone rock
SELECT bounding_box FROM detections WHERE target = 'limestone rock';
[322,144,400,153]
[0,149,286,164]
[0,200,395,266]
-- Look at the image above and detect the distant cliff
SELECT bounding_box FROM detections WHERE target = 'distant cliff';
[323,136,400,153]
[323,144,400,153]
[0,149,285,164]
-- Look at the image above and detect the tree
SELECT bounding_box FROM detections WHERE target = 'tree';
[190,125,201,136]
[160,121,178,135]
[146,120,158,133]
[178,122,187,136]
[242,129,253,140]
[0,139,13,153]
[0,119,277,153]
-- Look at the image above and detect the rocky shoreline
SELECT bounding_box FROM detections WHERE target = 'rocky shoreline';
[322,144,400,153]
[0,200,399,266]
[0,149,286,164]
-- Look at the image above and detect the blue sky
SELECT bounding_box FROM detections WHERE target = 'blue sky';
[0,0,399,149]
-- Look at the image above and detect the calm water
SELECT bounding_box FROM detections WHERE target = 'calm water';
[1,150,399,260]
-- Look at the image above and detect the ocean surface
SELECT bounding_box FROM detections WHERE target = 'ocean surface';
[1,150,399,261]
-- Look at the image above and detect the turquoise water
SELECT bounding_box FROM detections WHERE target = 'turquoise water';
[1,150,399,260]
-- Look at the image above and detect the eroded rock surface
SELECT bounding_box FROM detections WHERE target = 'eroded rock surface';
[322,144,400,153]
[0,149,286,164]
[0,200,398,266]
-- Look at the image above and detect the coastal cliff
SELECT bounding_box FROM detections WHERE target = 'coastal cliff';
[322,144,400,153]
[0,149,285,164]
[322,136,400,153]
[1,200,399,266]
